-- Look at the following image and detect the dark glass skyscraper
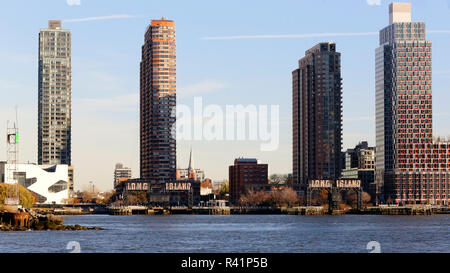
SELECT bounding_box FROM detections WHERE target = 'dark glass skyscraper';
[292,42,343,189]
[140,18,176,182]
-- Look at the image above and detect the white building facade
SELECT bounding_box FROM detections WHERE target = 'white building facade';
[0,162,69,204]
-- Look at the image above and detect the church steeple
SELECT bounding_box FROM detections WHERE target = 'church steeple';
[188,147,196,179]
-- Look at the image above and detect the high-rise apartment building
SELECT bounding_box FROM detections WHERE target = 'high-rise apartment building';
[114,163,132,188]
[38,20,72,166]
[375,3,449,205]
[140,18,177,182]
[292,42,343,189]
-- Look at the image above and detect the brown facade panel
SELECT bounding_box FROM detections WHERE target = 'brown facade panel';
[140,19,176,182]
[292,42,342,189]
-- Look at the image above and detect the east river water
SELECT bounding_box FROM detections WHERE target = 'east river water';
[0,214,448,253]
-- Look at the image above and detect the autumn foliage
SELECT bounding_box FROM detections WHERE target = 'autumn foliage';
[239,187,301,207]
[0,183,36,208]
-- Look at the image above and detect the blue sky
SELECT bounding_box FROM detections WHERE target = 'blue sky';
[1,0,450,191]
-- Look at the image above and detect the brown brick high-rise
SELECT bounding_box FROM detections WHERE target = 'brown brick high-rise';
[140,18,176,182]
[292,42,343,189]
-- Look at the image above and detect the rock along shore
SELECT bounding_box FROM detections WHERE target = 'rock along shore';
[0,208,102,232]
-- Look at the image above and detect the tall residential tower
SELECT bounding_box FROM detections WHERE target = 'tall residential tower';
[140,18,176,182]
[38,20,72,166]
[292,42,343,189]
[375,3,449,205]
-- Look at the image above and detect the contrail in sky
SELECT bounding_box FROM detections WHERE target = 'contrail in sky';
[62,14,136,23]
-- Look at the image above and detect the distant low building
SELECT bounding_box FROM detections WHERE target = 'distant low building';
[177,169,205,181]
[229,158,268,204]
[212,180,227,192]
[114,178,201,207]
[114,163,132,188]
[177,148,205,181]
[200,178,213,196]
[0,162,70,204]
[341,142,376,201]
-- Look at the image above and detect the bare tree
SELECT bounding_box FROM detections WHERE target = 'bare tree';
[280,188,298,207]
[241,189,271,207]
[269,174,288,185]
[311,189,329,205]
[345,191,372,207]
[78,191,96,204]
[362,192,371,204]
[270,189,282,206]
[218,182,229,200]
[239,195,249,207]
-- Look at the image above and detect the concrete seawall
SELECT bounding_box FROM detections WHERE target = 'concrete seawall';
[32,204,450,216]
[232,207,326,215]
[350,206,450,215]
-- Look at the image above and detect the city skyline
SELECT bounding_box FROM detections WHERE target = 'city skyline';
[1,1,450,191]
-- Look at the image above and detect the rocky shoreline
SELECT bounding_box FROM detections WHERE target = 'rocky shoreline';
[0,208,102,232]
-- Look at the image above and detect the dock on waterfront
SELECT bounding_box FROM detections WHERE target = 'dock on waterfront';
[353,205,450,215]
[30,204,450,216]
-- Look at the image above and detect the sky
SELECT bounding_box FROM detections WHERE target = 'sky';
[0,0,450,192]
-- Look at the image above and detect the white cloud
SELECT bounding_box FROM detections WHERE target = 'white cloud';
[74,93,139,113]
[434,70,450,75]
[435,112,450,117]
[429,30,450,34]
[366,0,381,6]
[344,116,375,122]
[66,0,81,6]
[73,80,228,114]
[178,80,228,97]
[71,114,139,191]
[63,14,136,23]
[0,79,30,91]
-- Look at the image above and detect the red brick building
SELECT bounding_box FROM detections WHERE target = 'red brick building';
[229,158,268,204]
[386,141,450,205]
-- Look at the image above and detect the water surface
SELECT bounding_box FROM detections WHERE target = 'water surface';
[0,215,448,253]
